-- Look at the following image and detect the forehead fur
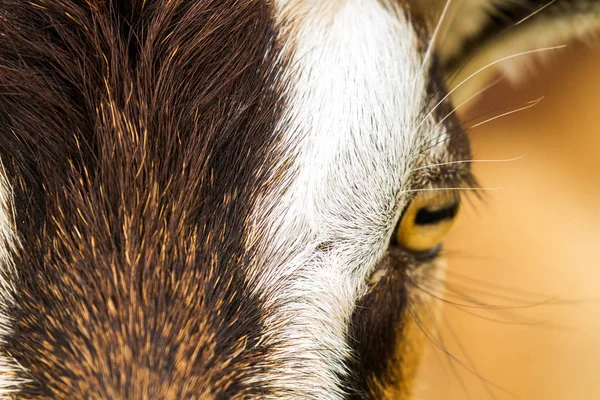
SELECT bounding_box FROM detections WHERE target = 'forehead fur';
[0,0,287,397]
[0,0,464,398]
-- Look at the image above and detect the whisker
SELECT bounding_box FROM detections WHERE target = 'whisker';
[444,280,549,305]
[407,277,556,311]
[415,45,566,132]
[442,315,500,400]
[470,97,544,129]
[428,271,560,308]
[418,272,547,308]
[441,282,587,334]
[403,187,499,194]
[447,304,545,326]
[515,0,558,27]
[412,277,574,330]
[413,279,541,324]
[414,100,531,156]
[407,303,517,397]
[412,154,527,173]
[421,0,454,71]
[423,76,505,142]
[426,262,552,304]
[436,321,474,400]
[415,93,542,162]
[444,269,580,300]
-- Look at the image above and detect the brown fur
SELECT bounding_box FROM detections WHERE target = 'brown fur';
[0,0,287,398]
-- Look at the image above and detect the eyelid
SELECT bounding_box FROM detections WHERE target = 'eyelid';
[412,162,479,198]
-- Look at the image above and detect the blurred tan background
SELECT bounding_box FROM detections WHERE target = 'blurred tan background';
[416,44,600,399]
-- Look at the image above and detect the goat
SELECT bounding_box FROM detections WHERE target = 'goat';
[0,0,597,398]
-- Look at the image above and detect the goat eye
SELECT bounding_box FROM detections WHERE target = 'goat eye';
[395,190,460,253]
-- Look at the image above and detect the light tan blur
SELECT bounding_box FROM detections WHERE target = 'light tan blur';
[416,44,600,400]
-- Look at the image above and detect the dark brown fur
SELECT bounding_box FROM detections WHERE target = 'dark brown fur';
[343,249,410,399]
[0,1,286,398]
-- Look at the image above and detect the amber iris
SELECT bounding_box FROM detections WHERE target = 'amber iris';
[396,191,460,252]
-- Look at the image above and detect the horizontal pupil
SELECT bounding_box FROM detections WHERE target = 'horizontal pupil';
[414,202,459,225]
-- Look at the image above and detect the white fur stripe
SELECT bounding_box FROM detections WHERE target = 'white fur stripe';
[245,1,442,397]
